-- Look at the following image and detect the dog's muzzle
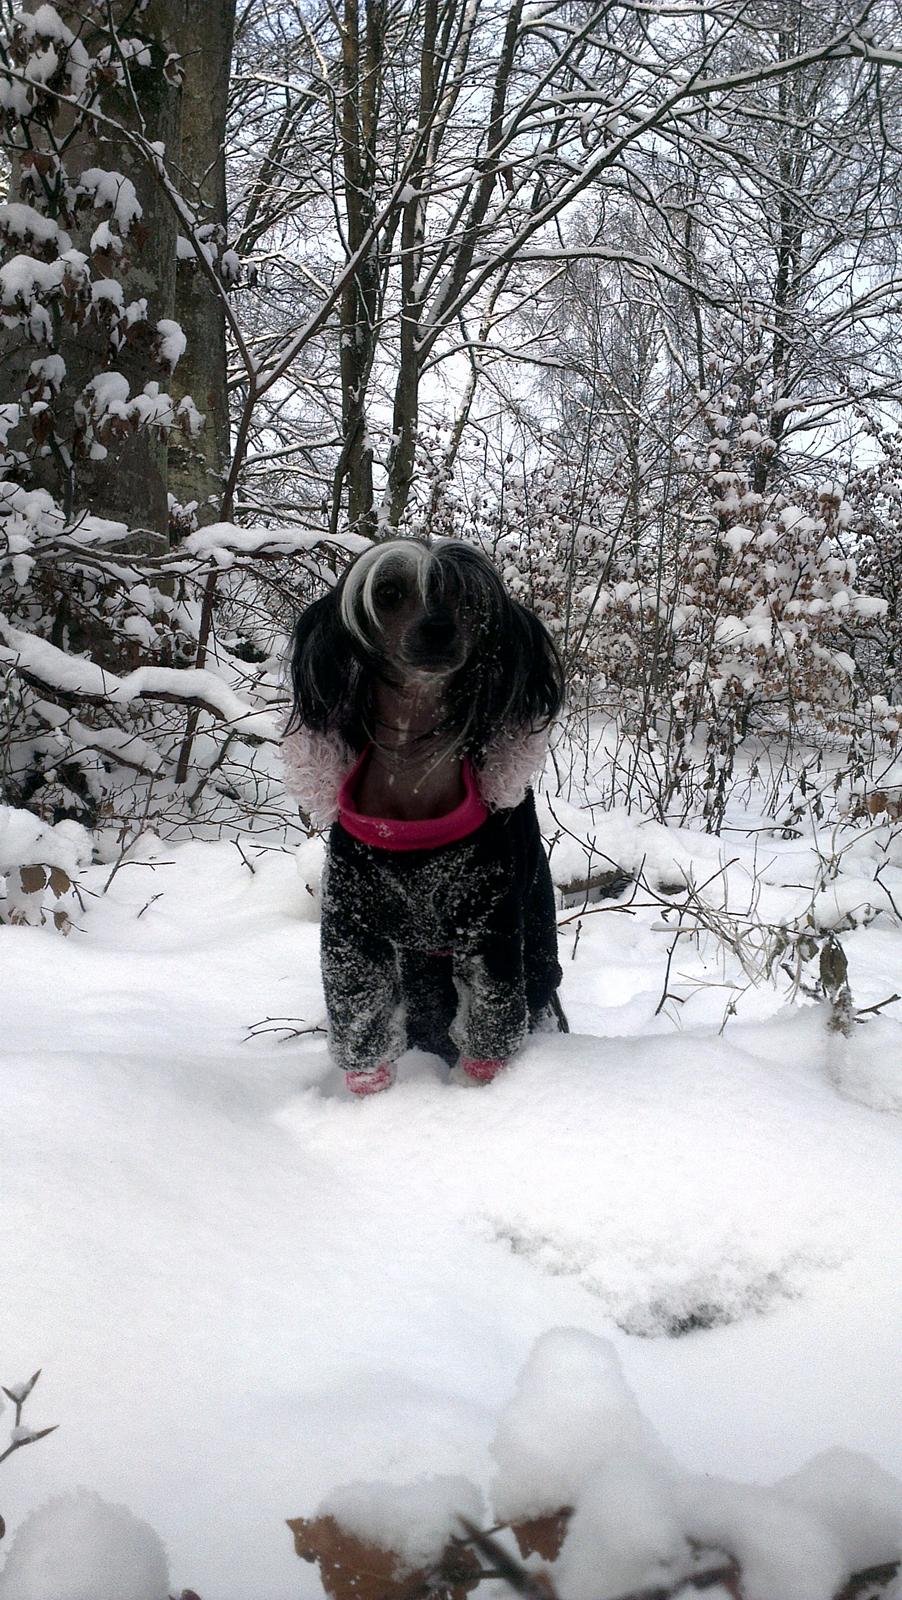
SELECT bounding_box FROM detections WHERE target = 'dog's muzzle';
[402,610,464,673]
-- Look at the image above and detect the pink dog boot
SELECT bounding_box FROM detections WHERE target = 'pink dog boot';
[460,1056,507,1085]
[345,1062,396,1096]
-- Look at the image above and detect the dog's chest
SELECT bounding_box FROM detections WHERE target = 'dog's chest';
[328,828,515,951]
[354,753,465,822]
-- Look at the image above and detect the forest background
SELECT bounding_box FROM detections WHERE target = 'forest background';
[2,0,902,850]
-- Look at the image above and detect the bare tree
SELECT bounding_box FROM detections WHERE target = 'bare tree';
[228,0,902,538]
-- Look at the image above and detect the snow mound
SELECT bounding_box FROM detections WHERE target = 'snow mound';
[555,1451,689,1599]
[828,1017,902,1112]
[677,1474,846,1600]
[321,1333,902,1600]
[538,795,697,893]
[490,1326,667,1522]
[778,1447,902,1571]
[0,1488,170,1600]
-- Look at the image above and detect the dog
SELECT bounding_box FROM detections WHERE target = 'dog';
[281,537,567,1094]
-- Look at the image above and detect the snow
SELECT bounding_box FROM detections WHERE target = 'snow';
[155,318,186,370]
[555,1453,690,1599]
[827,1016,902,1113]
[10,1425,43,1445]
[0,806,92,877]
[175,393,204,436]
[5,1379,34,1403]
[28,353,65,392]
[17,4,72,45]
[89,220,122,257]
[79,370,129,415]
[24,43,60,87]
[183,523,369,565]
[809,875,896,930]
[90,277,124,307]
[0,403,21,446]
[0,253,72,308]
[0,776,900,1598]
[676,1475,845,1600]
[0,203,61,250]
[0,1488,169,1600]
[220,248,240,286]
[76,170,142,235]
[0,617,280,738]
[490,1328,666,1521]
[778,1448,902,1572]
[316,1477,484,1572]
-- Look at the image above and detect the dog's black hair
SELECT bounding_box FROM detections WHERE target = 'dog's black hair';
[286,539,564,761]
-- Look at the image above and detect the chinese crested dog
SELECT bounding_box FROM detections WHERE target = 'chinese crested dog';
[282,537,567,1094]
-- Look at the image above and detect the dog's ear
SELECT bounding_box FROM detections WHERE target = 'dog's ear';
[440,594,559,759]
[461,594,563,753]
[286,585,364,739]
[504,599,565,730]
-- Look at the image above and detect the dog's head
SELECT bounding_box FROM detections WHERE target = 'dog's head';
[287,538,564,757]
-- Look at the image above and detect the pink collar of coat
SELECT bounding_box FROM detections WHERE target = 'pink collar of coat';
[337,745,488,851]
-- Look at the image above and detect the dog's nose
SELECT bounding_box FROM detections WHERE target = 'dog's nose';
[404,609,459,667]
[418,611,456,647]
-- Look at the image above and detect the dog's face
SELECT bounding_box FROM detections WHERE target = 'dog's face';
[288,536,564,754]
[339,540,484,683]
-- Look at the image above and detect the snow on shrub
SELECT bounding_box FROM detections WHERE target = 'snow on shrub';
[291,1329,902,1600]
[675,1474,846,1600]
[0,1488,170,1600]
[490,1327,667,1524]
[317,1476,485,1574]
[0,1368,58,1554]
[826,1015,902,1115]
[0,0,357,850]
[0,805,90,928]
[0,2,243,835]
[289,1477,484,1600]
[778,1448,902,1574]
[552,1451,690,1600]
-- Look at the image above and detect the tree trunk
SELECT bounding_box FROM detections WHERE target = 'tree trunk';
[335,0,384,540]
[17,0,183,538]
[168,0,237,533]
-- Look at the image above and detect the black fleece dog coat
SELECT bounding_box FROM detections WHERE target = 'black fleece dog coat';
[282,728,564,1074]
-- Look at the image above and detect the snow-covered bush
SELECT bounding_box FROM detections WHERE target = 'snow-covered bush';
[0,803,89,927]
[0,5,200,823]
[847,423,902,707]
[0,8,202,501]
[0,1488,170,1600]
[291,1329,902,1600]
[475,377,895,831]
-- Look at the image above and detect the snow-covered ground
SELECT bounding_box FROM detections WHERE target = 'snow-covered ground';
[2,778,901,1598]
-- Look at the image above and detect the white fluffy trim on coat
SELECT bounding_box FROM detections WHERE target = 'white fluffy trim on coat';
[278,722,550,825]
[477,724,550,810]
[279,724,355,827]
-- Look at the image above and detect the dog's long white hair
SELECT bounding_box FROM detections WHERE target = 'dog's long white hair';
[338,539,434,644]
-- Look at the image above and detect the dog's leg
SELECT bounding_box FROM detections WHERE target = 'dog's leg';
[452,933,529,1081]
[320,871,401,1089]
[321,930,401,1088]
[522,802,567,1033]
[397,948,457,1067]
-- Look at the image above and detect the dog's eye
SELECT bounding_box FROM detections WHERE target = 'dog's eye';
[374,580,406,609]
